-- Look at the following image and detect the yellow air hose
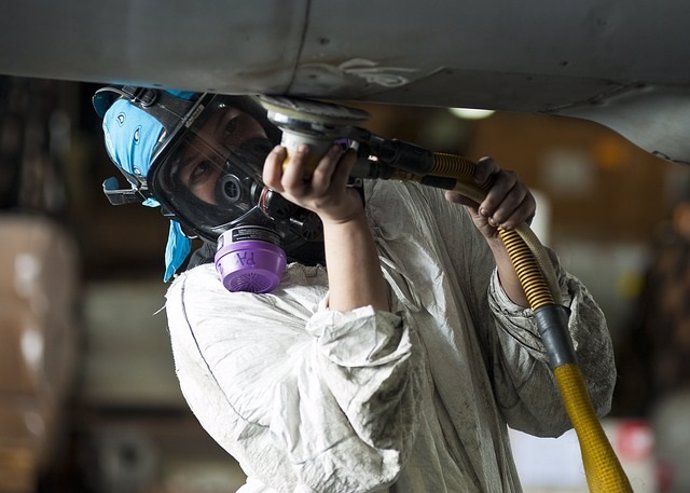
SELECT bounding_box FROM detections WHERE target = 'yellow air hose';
[393,152,632,493]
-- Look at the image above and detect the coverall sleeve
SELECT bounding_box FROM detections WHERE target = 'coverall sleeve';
[165,264,424,493]
[485,261,616,437]
[396,181,615,438]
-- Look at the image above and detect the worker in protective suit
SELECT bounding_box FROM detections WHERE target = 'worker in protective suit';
[93,86,616,493]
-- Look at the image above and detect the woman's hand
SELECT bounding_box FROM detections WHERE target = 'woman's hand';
[263,143,388,311]
[445,157,536,307]
[262,143,362,225]
[444,156,535,242]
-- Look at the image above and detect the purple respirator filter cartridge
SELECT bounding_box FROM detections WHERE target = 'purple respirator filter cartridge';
[214,226,287,293]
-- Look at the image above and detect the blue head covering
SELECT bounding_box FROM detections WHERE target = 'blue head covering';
[101,90,196,282]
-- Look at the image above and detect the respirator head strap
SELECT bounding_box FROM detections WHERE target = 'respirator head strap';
[120,86,158,108]
[101,176,152,206]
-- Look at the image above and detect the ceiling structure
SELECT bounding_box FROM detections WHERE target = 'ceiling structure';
[1,0,689,162]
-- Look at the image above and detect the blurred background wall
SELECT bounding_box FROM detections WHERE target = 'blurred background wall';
[0,75,687,492]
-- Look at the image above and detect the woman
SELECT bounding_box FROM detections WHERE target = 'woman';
[94,86,616,492]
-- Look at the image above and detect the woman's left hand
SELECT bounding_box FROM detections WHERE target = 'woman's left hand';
[444,156,535,242]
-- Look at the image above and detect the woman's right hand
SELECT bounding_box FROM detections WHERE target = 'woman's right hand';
[262,143,363,225]
[264,143,388,311]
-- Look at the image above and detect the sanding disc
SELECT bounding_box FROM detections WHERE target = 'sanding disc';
[258,95,369,126]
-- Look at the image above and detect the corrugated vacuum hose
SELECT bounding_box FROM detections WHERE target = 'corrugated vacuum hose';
[420,152,633,492]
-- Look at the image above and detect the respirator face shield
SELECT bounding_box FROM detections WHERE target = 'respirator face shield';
[95,88,329,291]
[148,94,279,242]
[146,93,326,292]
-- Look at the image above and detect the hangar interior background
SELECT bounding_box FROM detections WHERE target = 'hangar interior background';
[0,75,684,493]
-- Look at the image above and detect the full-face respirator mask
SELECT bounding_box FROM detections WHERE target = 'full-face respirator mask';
[94,87,332,293]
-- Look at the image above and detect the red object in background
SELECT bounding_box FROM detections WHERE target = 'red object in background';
[615,420,653,461]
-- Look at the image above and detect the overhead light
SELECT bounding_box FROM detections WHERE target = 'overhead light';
[449,107,495,120]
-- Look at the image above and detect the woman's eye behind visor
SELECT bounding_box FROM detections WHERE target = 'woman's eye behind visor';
[149,103,275,242]
[175,134,269,210]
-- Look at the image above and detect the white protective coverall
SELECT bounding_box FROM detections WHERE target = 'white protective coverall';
[164,179,616,493]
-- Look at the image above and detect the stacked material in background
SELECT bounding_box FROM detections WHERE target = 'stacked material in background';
[0,215,78,492]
